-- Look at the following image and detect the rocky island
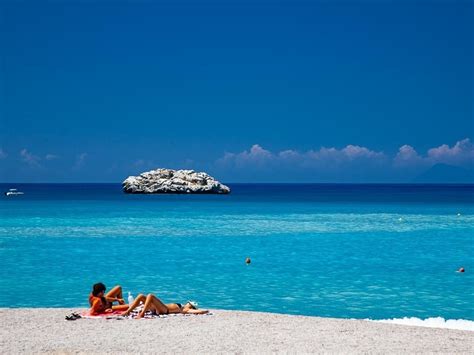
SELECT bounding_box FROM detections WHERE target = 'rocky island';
[122,168,231,194]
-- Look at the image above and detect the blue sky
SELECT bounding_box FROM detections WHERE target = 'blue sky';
[1,0,472,182]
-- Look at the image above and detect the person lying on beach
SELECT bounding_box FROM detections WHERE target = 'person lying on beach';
[89,283,130,315]
[121,293,209,318]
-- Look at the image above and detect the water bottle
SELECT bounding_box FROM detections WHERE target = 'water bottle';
[128,291,134,304]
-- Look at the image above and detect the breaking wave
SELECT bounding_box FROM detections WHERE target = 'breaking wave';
[371,317,474,331]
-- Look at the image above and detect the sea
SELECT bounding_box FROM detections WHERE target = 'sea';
[1,183,473,329]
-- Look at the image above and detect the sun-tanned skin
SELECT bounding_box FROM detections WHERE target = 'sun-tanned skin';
[120,293,147,315]
[104,285,129,311]
[90,285,130,315]
[121,293,209,318]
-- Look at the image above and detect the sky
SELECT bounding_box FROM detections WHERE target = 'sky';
[0,0,473,183]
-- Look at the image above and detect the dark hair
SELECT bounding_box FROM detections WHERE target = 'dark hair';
[92,282,106,296]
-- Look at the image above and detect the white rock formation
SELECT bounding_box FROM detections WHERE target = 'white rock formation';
[122,168,230,194]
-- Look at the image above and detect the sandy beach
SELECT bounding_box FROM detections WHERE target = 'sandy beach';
[1,308,472,354]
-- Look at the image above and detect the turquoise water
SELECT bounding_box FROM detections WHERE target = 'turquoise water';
[0,183,473,321]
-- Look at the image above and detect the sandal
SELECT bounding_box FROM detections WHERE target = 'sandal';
[65,312,82,321]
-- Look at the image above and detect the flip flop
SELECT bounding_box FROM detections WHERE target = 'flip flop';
[65,312,82,321]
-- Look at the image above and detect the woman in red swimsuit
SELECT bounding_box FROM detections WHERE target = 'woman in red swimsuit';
[88,282,129,315]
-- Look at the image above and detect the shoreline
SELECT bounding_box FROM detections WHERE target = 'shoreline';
[1,308,472,354]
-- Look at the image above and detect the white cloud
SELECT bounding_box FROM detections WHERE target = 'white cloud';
[0,148,7,159]
[217,144,386,169]
[247,144,273,160]
[73,153,87,170]
[20,148,41,167]
[427,138,474,166]
[342,145,384,159]
[214,143,389,182]
[303,145,385,164]
[217,144,274,168]
[393,145,426,167]
[45,154,59,160]
[216,139,473,181]
[393,138,474,168]
[278,149,299,160]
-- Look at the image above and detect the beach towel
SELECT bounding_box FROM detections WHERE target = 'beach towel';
[76,306,171,319]
[80,309,124,319]
[121,305,174,319]
[76,304,212,320]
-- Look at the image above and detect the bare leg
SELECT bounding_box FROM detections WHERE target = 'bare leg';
[137,294,168,319]
[106,285,123,299]
[112,304,130,311]
[121,294,146,316]
[105,285,124,304]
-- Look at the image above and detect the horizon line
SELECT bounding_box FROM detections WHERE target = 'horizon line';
[1,182,473,185]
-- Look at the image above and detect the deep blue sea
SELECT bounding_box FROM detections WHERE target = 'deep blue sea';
[1,183,473,322]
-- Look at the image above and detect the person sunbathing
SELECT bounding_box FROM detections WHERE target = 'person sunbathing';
[89,282,130,315]
[121,293,209,318]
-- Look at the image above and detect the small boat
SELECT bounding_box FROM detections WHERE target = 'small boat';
[5,188,24,196]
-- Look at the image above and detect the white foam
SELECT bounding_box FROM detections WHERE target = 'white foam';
[370,317,474,331]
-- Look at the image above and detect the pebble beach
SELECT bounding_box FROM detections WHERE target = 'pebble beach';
[1,308,472,354]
